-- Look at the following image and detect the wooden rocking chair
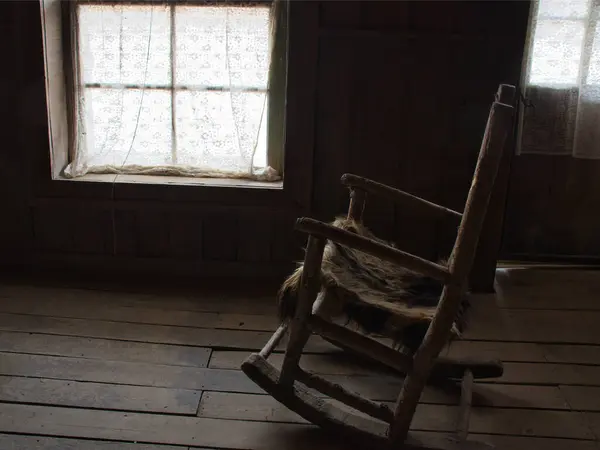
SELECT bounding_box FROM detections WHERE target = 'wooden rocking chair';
[241,84,516,450]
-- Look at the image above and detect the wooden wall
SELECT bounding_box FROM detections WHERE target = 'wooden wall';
[312,1,530,263]
[503,156,600,263]
[0,0,535,284]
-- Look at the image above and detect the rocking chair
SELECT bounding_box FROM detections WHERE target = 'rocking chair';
[241,84,516,450]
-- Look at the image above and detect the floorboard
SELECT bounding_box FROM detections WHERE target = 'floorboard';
[0,352,262,394]
[0,332,211,366]
[0,297,279,331]
[0,434,187,450]
[197,392,587,438]
[1,268,600,449]
[0,376,201,414]
[0,313,332,353]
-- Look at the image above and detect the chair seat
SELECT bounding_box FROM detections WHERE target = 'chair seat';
[278,217,469,353]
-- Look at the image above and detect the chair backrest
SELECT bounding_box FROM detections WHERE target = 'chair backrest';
[448,84,516,284]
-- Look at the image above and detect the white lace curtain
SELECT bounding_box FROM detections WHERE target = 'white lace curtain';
[518,0,600,158]
[64,1,281,181]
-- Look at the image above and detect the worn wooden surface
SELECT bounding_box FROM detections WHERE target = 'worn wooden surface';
[1,267,600,449]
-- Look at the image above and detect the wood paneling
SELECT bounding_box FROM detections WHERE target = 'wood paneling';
[311,36,356,221]
[202,212,239,261]
[237,212,274,263]
[0,0,544,282]
[313,3,529,266]
[167,212,203,259]
[503,156,600,261]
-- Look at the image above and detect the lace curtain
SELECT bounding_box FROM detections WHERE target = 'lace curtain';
[518,0,600,158]
[64,1,282,181]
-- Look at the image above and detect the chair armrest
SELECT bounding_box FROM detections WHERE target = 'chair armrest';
[341,173,462,222]
[295,217,452,284]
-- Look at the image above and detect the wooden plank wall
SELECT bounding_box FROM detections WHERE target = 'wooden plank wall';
[502,156,600,262]
[0,0,535,281]
[0,1,33,261]
[312,1,530,263]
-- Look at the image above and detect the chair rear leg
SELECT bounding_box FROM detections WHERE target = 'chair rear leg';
[347,188,366,221]
[456,369,474,442]
[279,235,326,385]
[389,99,514,445]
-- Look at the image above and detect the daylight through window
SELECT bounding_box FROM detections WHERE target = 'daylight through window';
[518,0,600,159]
[526,0,600,86]
[64,2,282,181]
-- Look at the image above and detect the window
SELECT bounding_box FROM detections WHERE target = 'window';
[63,0,286,182]
[527,0,589,87]
[518,0,600,158]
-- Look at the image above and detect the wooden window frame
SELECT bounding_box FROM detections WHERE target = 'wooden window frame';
[38,0,318,212]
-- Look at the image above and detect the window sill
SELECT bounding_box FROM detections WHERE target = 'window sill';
[37,172,294,209]
[58,173,283,190]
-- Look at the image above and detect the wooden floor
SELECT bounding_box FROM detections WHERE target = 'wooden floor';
[1,268,600,449]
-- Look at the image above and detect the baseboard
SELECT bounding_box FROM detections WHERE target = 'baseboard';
[0,252,296,296]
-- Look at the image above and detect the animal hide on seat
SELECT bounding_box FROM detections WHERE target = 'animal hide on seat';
[277,217,469,353]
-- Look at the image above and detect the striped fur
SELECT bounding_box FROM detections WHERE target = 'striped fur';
[277,217,469,354]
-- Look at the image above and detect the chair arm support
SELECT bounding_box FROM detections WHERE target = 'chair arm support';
[341,173,462,222]
[295,217,452,284]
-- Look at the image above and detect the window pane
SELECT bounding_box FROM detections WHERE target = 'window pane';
[529,19,585,86]
[78,5,171,86]
[537,0,589,19]
[587,23,600,85]
[175,6,270,89]
[74,4,275,176]
[175,91,267,170]
[84,88,173,166]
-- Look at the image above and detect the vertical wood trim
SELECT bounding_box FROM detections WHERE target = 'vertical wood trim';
[470,104,518,292]
[470,33,530,291]
[267,0,288,174]
[281,0,319,212]
[40,0,69,180]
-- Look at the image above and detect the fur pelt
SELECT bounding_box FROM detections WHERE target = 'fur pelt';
[277,217,469,353]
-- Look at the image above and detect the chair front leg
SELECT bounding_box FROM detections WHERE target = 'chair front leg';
[388,282,465,445]
[279,235,326,385]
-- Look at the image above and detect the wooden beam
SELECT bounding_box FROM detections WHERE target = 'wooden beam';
[456,369,474,442]
[470,84,517,293]
[241,353,495,450]
[310,315,413,373]
[310,316,503,380]
[295,368,394,423]
[295,217,452,284]
[260,323,288,359]
[341,174,462,221]
[279,235,325,385]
